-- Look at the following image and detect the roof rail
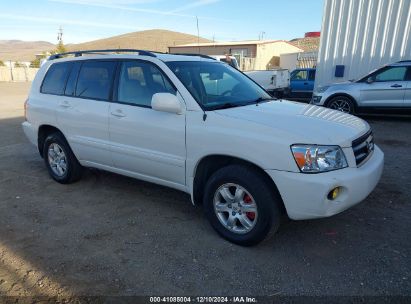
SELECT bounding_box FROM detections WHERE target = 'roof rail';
[397,60,411,63]
[48,49,156,60]
[168,53,216,60]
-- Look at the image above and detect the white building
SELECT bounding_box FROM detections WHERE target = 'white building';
[280,51,318,71]
[315,0,411,88]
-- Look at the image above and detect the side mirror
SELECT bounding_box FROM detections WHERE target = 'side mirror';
[366,77,374,84]
[151,93,183,115]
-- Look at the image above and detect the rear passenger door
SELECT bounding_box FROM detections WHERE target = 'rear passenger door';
[108,60,186,187]
[56,60,116,166]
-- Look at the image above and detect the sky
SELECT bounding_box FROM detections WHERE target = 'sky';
[0,0,324,44]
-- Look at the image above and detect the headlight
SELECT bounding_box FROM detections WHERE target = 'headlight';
[291,145,348,173]
[315,85,330,93]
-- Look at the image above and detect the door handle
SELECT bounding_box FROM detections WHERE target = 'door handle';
[391,84,402,88]
[111,109,126,118]
[59,101,71,108]
[304,82,308,85]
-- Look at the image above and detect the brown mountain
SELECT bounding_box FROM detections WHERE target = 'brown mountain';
[0,40,55,62]
[0,29,210,62]
[67,29,211,53]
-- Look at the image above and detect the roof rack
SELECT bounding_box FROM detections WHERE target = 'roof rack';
[48,49,156,60]
[168,53,216,60]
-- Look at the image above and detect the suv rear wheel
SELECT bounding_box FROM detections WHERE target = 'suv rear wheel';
[327,96,355,114]
[203,165,281,246]
[43,132,83,184]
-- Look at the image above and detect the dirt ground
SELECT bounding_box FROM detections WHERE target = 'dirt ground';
[0,82,410,298]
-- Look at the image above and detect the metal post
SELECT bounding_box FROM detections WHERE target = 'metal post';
[9,60,13,82]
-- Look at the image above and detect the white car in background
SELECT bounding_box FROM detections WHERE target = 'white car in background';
[22,49,384,246]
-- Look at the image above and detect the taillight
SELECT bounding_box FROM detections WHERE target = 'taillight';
[24,98,28,121]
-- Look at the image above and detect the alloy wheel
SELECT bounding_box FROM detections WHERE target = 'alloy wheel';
[47,143,68,177]
[213,183,258,234]
[329,99,351,113]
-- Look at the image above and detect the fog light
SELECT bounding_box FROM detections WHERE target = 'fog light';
[328,187,341,200]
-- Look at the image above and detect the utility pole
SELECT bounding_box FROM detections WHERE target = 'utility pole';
[57,26,63,44]
[196,16,200,54]
[259,31,266,40]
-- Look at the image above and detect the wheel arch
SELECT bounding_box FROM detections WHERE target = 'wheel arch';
[37,125,66,158]
[192,154,286,213]
[324,93,358,108]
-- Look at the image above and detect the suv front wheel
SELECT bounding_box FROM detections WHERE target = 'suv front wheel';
[203,165,281,246]
[327,96,355,114]
[43,132,83,184]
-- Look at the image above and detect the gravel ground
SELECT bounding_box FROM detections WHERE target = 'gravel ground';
[0,82,410,298]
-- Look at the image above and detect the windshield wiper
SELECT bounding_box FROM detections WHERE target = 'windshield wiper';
[208,102,244,110]
[249,96,276,106]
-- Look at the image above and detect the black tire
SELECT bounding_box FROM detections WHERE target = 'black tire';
[43,132,83,184]
[327,96,355,114]
[203,164,282,246]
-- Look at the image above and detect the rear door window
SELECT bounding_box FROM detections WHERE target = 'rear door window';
[75,61,117,101]
[406,67,411,81]
[41,62,73,95]
[64,62,81,96]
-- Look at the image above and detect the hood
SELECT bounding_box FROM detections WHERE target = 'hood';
[214,100,369,147]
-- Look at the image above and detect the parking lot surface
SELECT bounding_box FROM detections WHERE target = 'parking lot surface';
[0,82,410,297]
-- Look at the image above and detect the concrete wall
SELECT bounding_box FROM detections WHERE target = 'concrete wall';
[280,53,299,70]
[281,51,318,70]
[315,0,411,88]
[0,67,39,82]
[170,42,302,71]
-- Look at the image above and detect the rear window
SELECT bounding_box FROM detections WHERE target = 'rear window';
[75,61,116,100]
[41,62,73,95]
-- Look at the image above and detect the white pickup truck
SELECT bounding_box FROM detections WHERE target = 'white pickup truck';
[245,69,290,97]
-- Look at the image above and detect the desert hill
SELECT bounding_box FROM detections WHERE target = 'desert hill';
[0,29,211,62]
[67,29,211,53]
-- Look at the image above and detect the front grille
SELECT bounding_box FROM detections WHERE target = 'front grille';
[352,130,374,166]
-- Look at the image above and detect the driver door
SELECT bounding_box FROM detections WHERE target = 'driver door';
[108,60,186,186]
[359,66,407,108]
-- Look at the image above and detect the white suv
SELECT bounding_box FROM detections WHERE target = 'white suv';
[22,49,384,246]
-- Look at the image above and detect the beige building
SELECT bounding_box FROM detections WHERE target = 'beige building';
[168,40,303,71]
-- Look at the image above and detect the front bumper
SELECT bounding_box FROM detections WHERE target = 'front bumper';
[310,94,323,104]
[266,145,384,220]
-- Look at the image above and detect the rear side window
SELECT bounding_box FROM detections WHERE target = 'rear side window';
[41,62,73,95]
[75,61,116,100]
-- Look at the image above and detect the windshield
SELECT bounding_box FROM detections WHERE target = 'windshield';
[166,61,271,110]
